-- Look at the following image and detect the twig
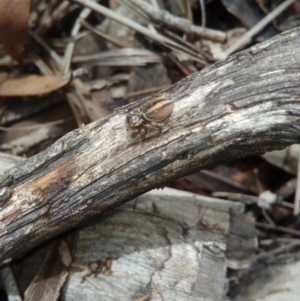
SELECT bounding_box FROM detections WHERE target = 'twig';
[30,30,63,68]
[72,48,162,65]
[123,0,225,42]
[260,238,300,245]
[63,7,91,75]
[27,49,56,75]
[167,54,191,76]
[253,240,300,264]
[213,192,294,208]
[255,222,300,237]
[161,27,214,61]
[262,208,276,227]
[224,0,297,57]
[199,0,206,29]
[294,144,300,215]
[80,19,129,48]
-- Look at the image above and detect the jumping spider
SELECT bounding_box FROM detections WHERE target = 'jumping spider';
[126,96,174,140]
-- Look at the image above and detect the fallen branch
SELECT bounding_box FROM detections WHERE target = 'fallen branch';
[0,28,300,264]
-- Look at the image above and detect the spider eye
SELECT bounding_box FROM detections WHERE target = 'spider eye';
[127,113,141,127]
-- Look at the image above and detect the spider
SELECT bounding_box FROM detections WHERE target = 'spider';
[126,97,173,140]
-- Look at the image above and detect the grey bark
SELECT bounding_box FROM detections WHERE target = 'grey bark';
[0,28,300,264]
[61,189,243,301]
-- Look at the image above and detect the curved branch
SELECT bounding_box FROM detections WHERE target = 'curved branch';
[1,28,300,264]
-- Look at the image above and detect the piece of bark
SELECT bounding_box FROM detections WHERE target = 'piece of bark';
[24,234,77,301]
[62,188,243,301]
[226,213,258,269]
[0,28,300,264]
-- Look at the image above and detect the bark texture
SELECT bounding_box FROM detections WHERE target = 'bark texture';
[61,189,243,301]
[0,28,300,264]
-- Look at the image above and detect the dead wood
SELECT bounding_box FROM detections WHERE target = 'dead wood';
[0,28,300,264]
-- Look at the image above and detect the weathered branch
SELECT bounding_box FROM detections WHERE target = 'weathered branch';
[0,28,300,264]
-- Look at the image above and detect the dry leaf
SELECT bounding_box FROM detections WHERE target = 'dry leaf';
[0,0,31,62]
[0,74,71,97]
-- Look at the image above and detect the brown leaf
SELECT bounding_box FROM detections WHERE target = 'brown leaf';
[0,0,31,62]
[0,74,71,97]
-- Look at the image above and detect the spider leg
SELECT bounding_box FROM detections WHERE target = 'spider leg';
[140,127,147,140]
[144,122,165,136]
[131,128,141,138]
[150,122,166,129]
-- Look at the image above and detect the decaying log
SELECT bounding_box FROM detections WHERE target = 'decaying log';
[0,28,300,264]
